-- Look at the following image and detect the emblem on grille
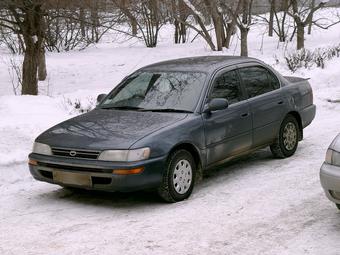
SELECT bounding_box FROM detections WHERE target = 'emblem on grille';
[69,151,77,157]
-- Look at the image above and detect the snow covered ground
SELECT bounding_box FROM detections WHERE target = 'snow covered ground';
[1,9,340,255]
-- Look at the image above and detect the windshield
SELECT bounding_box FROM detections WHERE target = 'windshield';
[100,71,206,112]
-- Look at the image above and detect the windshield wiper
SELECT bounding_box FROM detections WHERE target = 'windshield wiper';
[100,106,145,111]
[141,108,193,113]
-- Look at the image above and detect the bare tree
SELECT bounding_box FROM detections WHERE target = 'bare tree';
[0,0,47,95]
[45,1,119,52]
[268,0,275,36]
[113,0,164,47]
[0,0,117,94]
[177,0,216,51]
[175,0,239,51]
[307,0,316,34]
[170,0,189,44]
[289,0,327,49]
[112,0,138,36]
[227,0,253,56]
[139,0,162,47]
[256,0,291,42]
[202,0,225,51]
[239,0,253,56]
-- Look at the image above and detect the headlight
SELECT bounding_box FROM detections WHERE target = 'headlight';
[98,148,150,162]
[32,142,52,155]
[325,149,340,166]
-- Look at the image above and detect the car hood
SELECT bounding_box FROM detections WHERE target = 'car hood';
[36,109,188,150]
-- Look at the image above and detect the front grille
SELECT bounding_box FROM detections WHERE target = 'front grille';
[38,162,105,173]
[51,148,100,159]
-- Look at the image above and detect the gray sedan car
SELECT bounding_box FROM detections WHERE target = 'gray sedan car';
[320,134,340,209]
[28,56,316,202]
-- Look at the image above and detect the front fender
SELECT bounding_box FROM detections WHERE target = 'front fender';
[130,114,206,164]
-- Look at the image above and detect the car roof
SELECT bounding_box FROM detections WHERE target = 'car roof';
[139,56,262,73]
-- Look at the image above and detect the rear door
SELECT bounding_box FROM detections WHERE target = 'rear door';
[237,65,285,147]
[203,68,252,165]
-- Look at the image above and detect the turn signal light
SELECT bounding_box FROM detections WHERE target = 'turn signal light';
[112,167,144,175]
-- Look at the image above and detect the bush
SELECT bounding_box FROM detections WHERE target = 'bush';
[285,44,340,72]
[62,97,96,115]
[284,48,314,72]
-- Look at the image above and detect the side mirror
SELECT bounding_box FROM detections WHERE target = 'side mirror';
[97,94,107,104]
[203,98,229,113]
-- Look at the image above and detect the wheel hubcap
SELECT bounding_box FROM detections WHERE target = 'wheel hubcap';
[283,122,297,151]
[173,159,192,194]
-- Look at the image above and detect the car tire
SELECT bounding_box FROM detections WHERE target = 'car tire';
[158,150,196,203]
[336,204,340,210]
[270,115,299,158]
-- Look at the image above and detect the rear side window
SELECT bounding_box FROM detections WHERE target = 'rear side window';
[267,70,280,89]
[238,66,279,98]
[210,70,242,105]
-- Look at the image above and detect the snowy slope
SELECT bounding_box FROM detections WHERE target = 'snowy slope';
[1,8,340,255]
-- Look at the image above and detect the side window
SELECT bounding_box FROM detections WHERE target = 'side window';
[210,70,242,105]
[238,66,276,98]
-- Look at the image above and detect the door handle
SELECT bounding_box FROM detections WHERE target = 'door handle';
[241,113,249,118]
[277,101,284,105]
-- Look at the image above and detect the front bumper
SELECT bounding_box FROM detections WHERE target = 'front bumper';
[320,162,340,204]
[28,153,167,192]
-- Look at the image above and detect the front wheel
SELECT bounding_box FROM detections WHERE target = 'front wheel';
[158,150,196,203]
[270,115,299,158]
[336,204,340,210]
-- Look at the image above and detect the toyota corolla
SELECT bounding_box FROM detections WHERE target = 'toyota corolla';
[28,56,316,202]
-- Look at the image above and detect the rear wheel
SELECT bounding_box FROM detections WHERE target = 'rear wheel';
[158,150,196,203]
[270,115,299,158]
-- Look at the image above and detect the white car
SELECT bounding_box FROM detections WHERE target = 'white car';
[320,134,340,209]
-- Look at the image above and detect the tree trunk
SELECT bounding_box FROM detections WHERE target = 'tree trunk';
[240,28,249,56]
[239,0,251,56]
[213,17,223,51]
[179,0,187,43]
[130,16,138,36]
[79,7,86,37]
[118,0,138,36]
[268,0,275,37]
[90,3,99,42]
[225,22,236,49]
[22,44,39,95]
[204,0,223,51]
[19,4,45,95]
[122,10,138,36]
[180,22,186,43]
[308,0,315,34]
[174,20,179,44]
[38,47,47,81]
[296,23,305,50]
[277,0,289,42]
[195,15,216,51]
[174,20,186,44]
